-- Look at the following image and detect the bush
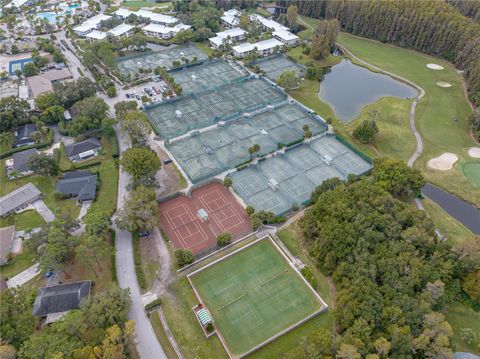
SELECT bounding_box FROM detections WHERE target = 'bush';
[206,322,214,332]
[53,148,60,165]
[110,230,117,283]
[145,298,162,311]
[133,234,147,289]
[58,120,69,135]
[245,205,255,216]
[223,177,232,188]
[216,232,232,247]
[107,86,116,97]
[109,133,119,158]
[175,249,194,268]
[300,266,318,289]
[54,192,63,200]
[71,161,101,171]
[353,119,379,144]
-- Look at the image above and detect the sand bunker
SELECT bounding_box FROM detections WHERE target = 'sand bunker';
[436,81,452,88]
[427,153,458,170]
[426,63,444,70]
[468,147,480,158]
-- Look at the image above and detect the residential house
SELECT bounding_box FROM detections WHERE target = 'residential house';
[0,226,15,265]
[33,281,92,324]
[64,138,102,162]
[27,68,72,99]
[12,124,37,148]
[6,148,37,178]
[56,171,97,202]
[0,183,42,217]
[232,38,284,58]
[209,28,247,49]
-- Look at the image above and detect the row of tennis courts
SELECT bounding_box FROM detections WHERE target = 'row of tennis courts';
[146,77,287,139]
[229,136,372,215]
[167,102,328,183]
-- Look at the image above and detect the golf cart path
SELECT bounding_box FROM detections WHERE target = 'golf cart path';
[335,42,426,209]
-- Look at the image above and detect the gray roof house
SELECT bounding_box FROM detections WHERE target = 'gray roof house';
[0,226,15,265]
[65,138,102,162]
[33,281,92,322]
[12,148,37,174]
[56,171,97,202]
[13,124,38,148]
[0,183,42,217]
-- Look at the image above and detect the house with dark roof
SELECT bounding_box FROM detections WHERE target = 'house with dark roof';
[32,281,92,323]
[56,171,97,202]
[6,148,37,178]
[13,124,37,148]
[64,138,102,162]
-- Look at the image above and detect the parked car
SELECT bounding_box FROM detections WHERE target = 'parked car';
[138,231,151,237]
[163,159,173,164]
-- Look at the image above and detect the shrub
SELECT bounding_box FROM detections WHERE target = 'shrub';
[223,177,232,188]
[175,249,194,267]
[107,86,116,97]
[109,133,119,158]
[145,298,162,311]
[300,266,318,289]
[206,322,214,332]
[133,234,147,289]
[353,119,379,144]
[71,161,101,170]
[245,205,255,216]
[216,232,232,247]
[53,148,60,165]
[54,192,63,200]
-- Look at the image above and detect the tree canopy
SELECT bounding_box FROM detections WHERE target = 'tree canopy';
[120,147,161,180]
[116,185,158,233]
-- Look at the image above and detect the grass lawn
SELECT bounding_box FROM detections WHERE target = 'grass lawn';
[59,135,118,217]
[190,239,324,357]
[0,209,45,231]
[0,246,36,280]
[0,161,81,220]
[122,0,171,8]
[149,311,178,359]
[422,198,475,244]
[195,42,214,57]
[336,32,478,205]
[161,278,228,359]
[444,303,480,355]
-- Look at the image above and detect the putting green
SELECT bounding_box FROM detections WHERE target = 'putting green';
[190,239,323,356]
[461,162,480,188]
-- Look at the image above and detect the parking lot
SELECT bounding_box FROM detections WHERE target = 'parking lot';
[116,80,176,108]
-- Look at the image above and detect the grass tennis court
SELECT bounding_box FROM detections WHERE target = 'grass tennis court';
[189,238,326,357]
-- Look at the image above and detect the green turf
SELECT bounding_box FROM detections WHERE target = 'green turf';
[461,162,480,188]
[190,239,323,356]
[336,32,477,205]
[444,303,480,355]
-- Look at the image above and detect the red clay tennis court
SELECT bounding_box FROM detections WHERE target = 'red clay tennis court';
[158,183,252,254]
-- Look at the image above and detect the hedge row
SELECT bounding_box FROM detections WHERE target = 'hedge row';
[109,133,119,158]
[145,298,162,311]
[133,234,147,290]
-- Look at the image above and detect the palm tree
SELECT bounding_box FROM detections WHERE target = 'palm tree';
[9,169,21,184]
[30,131,43,144]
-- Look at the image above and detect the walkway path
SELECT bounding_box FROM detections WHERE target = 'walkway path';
[157,307,185,359]
[335,42,426,210]
[31,200,56,222]
[151,227,174,297]
[6,263,40,288]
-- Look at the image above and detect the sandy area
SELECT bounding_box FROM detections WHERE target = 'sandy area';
[427,152,458,170]
[436,81,452,88]
[426,63,444,70]
[468,147,480,158]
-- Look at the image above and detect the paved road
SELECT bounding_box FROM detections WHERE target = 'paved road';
[114,126,167,359]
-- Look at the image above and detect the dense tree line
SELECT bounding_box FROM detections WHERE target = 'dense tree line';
[295,161,479,357]
[447,0,480,22]
[278,0,480,107]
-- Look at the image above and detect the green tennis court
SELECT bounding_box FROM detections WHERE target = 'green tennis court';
[189,239,325,357]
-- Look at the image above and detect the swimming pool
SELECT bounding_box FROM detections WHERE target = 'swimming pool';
[36,3,78,23]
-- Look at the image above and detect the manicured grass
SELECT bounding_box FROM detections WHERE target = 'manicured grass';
[286,46,340,67]
[149,311,178,359]
[422,198,474,243]
[123,0,170,8]
[443,303,480,355]
[461,161,480,188]
[0,246,36,280]
[0,161,81,220]
[0,209,45,231]
[195,42,214,57]
[161,278,228,359]
[190,239,324,357]
[336,32,478,205]
[346,97,415,162]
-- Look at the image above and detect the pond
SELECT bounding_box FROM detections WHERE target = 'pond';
[422,183,480,234]
[318,59,417,122]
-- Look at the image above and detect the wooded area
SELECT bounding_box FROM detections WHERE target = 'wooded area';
[278,0,480,107]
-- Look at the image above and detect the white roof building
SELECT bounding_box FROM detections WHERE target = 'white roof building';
[273,29,299,44]
[232,38,283,57]
[209,27,247,49]
[250,14,289,32]
[113,8,131,18]
[142,23,191,39]
[224,9,241,17]
[109,23,134,37]
[73,14,112,35]
[85,30,107,40]
[5,0,33,8]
